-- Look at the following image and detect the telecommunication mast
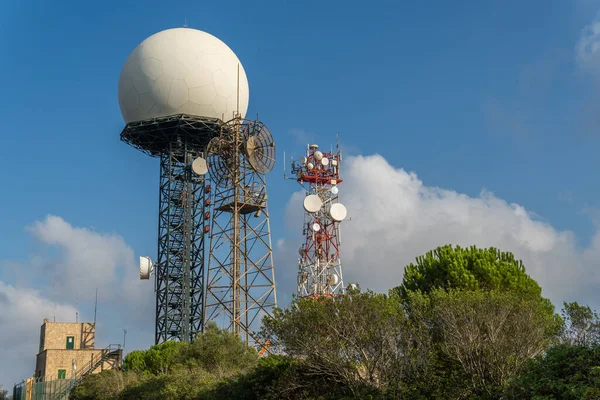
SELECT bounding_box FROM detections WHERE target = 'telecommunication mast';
[287,141,347,298]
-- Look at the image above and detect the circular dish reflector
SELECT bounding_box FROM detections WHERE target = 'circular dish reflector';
[331,186,339,195]
[303,194,323,213]
[192,157,208,175]
[300,156,307,164]
[327,274,339,286]
[321,157,329,166]
[307,162,314,170]
[312,223,321,232]
[139,256,153,280]
[329,203,347,222]
[314,151,323,161]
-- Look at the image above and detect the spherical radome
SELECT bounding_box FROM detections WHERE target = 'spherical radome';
[118,28,249,123]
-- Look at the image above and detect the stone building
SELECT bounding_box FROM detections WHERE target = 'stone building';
[34,318,121,380]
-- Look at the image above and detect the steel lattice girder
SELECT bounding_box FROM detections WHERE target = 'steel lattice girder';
[155,145,207,344]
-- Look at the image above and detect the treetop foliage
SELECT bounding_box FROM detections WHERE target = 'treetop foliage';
[397,245,553,310]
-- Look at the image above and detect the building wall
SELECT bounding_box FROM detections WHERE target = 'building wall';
[33,319,120,383]
[34,351,46,379]
[38,323,46,354]
[39,320,95,352]
[37,349,120,380]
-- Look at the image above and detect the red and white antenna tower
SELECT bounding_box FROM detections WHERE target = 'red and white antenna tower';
[286,139,348,298]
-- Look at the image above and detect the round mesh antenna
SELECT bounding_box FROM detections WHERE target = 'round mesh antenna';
[207,136,234,188]
[245,121,276,174]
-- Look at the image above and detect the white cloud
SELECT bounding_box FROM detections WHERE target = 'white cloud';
[0,282,76,387]
[0,216,155,389]
[577,13,600,78]
[279,155,600,309]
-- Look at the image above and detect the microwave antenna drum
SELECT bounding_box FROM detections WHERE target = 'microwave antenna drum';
[207,136,234,187]
[245,121,276,174]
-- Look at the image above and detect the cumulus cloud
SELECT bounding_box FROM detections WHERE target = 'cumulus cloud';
[279,155,600,309]
[0,216,154,389]
[577,13,600,78]
[0,282,76,387]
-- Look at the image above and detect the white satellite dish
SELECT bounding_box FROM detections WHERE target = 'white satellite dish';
[327,274,339,286]
[300,156,307,165]
[303,194,323,213]
[139,256,154,280]
[329,203,347,222]
[191,157,208,175]
[314,151,323,161]
[321,157,329,166]
[309,144,319,150]
[298,246,305,256]
[312,223,321,232]
[331,186,339,195]
[307,162,314,170]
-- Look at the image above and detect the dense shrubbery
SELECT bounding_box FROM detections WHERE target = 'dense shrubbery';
[70,245,600,400]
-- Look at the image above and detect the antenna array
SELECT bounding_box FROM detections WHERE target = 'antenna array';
[287,141,347,298]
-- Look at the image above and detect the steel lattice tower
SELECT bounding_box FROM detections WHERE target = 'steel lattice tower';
[121,115,220,344]
[288,143,347,298]
[204,118,277,349]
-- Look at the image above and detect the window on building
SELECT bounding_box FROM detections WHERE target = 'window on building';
[66,336,74,349]
[58,369,66,380]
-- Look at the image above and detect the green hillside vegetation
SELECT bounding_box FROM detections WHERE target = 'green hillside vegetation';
[70,245,600,399]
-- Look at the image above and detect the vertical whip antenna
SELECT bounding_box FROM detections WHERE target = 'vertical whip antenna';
[93,288,98,326]
[236,63,240,117]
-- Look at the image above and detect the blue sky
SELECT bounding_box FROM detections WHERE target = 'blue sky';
[3,0,600,388]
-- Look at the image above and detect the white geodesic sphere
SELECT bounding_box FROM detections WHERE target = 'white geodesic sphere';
[118,28,249,123]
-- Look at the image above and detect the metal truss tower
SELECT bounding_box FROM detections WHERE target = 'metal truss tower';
[121,114,220,344]
[204,118,277,349]
[287,142,347,299]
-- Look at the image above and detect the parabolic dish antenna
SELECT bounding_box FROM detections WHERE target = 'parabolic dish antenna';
[314,151,323,161]
[327,274,339,286]
[207,137,233,187]
[140,256,154,280]
[312,223,321,232]
[329,203,347,222]
[303,194,323,213]
[192,157,208,175]
[330,186,339,195]
[307,162,314,170]
[321,157,329,166]
[245,121,276,174]
[300,156,307,165]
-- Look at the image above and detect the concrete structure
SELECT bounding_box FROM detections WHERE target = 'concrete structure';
[34,318,121,380]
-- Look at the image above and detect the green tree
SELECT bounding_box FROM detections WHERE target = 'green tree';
[0,385,8,400]
[398,245,548,300]
[504,345,600,399]
[409,289,559,398]
[262,291,431,398]
[203,355,298,400]
[122,341,187,375]
[70,370,138,400]
[119,368,216,400]
[75,323,258,399]
[177,322,258,379]
[561,301,600,347]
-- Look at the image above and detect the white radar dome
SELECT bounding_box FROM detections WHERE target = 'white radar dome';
[118,28,250,123]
